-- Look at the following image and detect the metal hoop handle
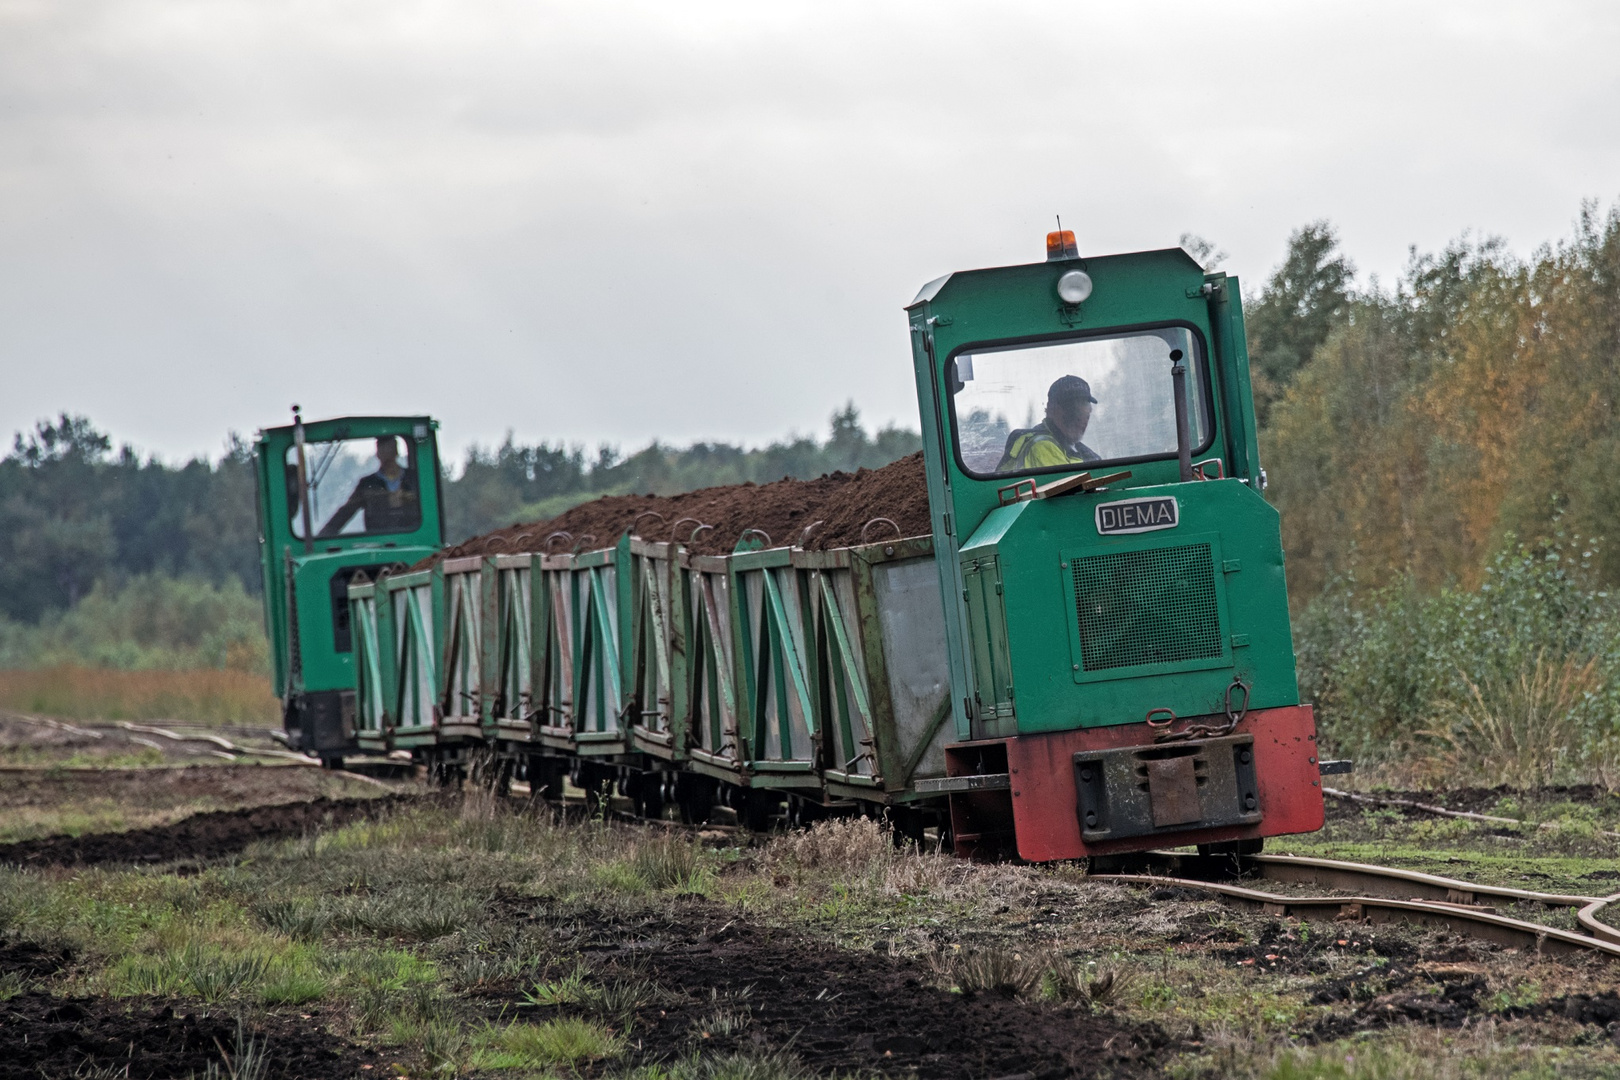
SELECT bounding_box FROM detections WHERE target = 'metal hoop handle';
[1224,677,1251,723]
[544,531,573,552]
[737,528,773,548]
[861,517,902,544]
[670,517,704,543]
[632,511,666,538]
[797,519,825,547]
[1145,707,1178,729]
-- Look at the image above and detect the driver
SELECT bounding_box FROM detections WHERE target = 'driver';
[995,375,1100,473]
[318,436,420,536]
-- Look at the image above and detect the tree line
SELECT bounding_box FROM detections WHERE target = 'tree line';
[1260,203,1620,599]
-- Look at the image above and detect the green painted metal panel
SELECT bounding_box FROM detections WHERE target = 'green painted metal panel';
[349,586,386,737]
[390,572,439,731]
[374,574,400,733]
[627,540,689,756]
[493,560,533,727]
[478,556,499,733]
[440,563,483,727]
[284,547,434,694]
[970,480,1295,734]
[960,553,1016,733]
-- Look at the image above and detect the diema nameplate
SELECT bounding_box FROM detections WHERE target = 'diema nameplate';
[1095,496,1179,536]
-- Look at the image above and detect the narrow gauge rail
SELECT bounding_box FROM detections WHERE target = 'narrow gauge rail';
[1094,852,1620,961]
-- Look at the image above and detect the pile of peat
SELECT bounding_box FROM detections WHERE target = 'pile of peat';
[0,794,407,868]
[430,452,931,565]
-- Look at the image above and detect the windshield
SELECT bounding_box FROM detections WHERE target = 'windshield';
[950,327,1212,477]
[286,436,423,539]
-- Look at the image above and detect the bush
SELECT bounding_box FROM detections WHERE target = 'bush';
[1300,538,1620,784]
[0,573,269,674]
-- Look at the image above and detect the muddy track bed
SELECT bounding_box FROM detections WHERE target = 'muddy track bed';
[491,899,1170,1079]
[0,793,420,867]
[0,993,377,1080]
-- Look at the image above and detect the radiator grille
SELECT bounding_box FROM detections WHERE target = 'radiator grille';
[1072,544,1223,672]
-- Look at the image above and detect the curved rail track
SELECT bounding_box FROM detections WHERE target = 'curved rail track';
[1094,851,1620,961]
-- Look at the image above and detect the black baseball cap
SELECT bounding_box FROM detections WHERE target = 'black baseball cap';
[1048,375,1099,405]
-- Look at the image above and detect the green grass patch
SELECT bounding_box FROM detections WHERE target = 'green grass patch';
[472,1017,624,1071]
[1270,837,1620,896]
[105,939,327,1004]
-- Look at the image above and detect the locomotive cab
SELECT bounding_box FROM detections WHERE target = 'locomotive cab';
[253,413,445,764]
[908,235,1325,860]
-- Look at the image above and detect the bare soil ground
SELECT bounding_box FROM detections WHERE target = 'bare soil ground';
[0,710,397,841]
[0,989,378,1080]
[2,771,1619,1078]
[490,899,1166,1079]
[0,794,409,867]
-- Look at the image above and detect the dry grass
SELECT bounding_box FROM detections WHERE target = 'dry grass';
[1422,652,1615,787]
[0,665,279,726]
[765,817,891,873]
[927,945,1137,1008]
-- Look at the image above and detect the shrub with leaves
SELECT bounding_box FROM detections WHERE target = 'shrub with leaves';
[1299,538,1620,784]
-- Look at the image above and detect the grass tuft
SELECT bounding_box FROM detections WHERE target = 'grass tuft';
[252,898,334,942]
[1041,959,1138,1009]
[473,1017,624,1070]
[929,945,1047,997]
[767,817,890,874]
[1424,652,1608,788]
[632,831,702,890]
[523,966,591,1007]
[660,1049,817,1080]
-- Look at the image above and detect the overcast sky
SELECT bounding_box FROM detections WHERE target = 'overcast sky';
[3,1,1617,467]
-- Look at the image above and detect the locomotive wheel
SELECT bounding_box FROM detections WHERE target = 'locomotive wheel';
[428,751,466,789]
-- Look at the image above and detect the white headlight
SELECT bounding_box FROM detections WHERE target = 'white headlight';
[1057,270,1093,304]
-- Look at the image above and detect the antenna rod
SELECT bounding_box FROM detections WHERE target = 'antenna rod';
[292,405,315,554]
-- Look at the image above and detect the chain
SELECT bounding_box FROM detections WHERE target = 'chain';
[1152,676,1251,743]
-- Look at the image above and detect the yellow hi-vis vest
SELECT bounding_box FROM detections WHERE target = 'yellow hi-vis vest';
[995,423,1100,473]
